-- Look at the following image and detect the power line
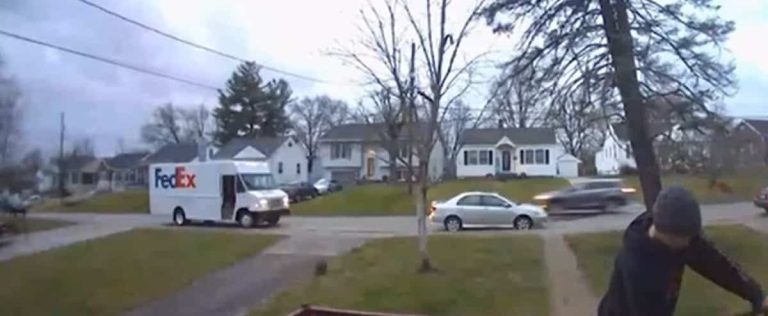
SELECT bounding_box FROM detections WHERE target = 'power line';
[76,0,332,84]
[0,29,218,91]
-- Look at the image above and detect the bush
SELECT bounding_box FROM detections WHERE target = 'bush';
[619,165,638,175]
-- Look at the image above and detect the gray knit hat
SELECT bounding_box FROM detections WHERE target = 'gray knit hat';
[652,186,702,236]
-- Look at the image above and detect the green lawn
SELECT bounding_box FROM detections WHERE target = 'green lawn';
[32,189,149,213]
[0,214,73,233]
[251,235,548,316]
[292,178,570,216]
[0,229,279,316]
[622,168,768,204]
[565,225,768,316]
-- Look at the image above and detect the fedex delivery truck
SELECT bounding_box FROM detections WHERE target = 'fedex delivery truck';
[149,161,290,228]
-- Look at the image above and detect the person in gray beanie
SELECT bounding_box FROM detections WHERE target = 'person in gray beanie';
[598,186,768,316]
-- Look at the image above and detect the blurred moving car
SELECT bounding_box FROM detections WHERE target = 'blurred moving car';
[280,182,318,202]
[313,178,343,195]
[429,192,547,231]
[533,180,634,212]
[755,186,768,212]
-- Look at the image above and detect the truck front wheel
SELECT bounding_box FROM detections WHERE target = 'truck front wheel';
[237,210,255,228]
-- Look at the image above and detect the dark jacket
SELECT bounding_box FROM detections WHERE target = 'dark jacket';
[598,212,764,316]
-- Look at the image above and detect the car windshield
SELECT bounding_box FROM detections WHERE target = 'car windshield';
[238,173,277,190]
[315,179,328,185]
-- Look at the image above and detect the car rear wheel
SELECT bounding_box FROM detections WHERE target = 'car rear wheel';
[603,199,622,212]
[444,216,462,232]
[514,215,533,230]
[172,208,187,226]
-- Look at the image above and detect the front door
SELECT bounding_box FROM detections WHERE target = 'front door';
[221,175,236,220]
[501,150,512,172]
[366,157,375,178]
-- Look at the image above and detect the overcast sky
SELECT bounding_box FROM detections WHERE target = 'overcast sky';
[0,0,765,157]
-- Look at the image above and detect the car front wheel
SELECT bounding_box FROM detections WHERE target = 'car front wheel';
[172,208,187,226]
[514,215,533,230]
[444,216,462,232]
[237,211,255,228]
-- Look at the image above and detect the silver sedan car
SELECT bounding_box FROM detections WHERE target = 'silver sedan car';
[429,192,548,231]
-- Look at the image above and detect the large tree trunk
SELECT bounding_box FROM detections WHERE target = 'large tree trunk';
[598,0,662,209]
[415,165,432,272]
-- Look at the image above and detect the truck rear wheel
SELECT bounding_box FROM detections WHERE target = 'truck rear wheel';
[237,210,255,228]
[173,208,187,226]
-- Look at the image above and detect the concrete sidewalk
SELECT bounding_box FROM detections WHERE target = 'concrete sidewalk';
[0,223,135,261]
[124,235,367,316]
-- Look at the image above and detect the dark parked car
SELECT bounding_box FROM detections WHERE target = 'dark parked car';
[533,180,635,212]
[281,182,318,202]
[755,186,768,213]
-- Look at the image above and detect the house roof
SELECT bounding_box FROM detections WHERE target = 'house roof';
[53,155,99,172]
[461,128,557,145]
[212,136,290,160]
[320,123,428,141]
[143,143,199,164]
[104,152,150,170]
[744,119,768,138]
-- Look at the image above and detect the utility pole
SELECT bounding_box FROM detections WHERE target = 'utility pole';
[58,112,65,198]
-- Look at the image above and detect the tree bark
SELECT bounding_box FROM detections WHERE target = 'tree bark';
[598,0,662,209]
[415,165,432,272]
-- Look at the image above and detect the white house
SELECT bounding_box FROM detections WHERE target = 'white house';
[595,123,637,175]
[212,136,308,184]
[318,123,444,183]
[456,128,579,178]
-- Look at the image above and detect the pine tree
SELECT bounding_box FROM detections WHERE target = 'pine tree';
[213,62,292,145]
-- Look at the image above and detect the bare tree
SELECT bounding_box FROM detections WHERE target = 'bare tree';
[0,59,22,165]
[71,137,95,156]
[182,104,212,142]
[491,66,548,128]
[440,99,493,178]
[141,103,211,147]
[141,103,184,147]
[403,0,486,271]
[484,0,736,208]
[291,95,350,176]
[335,0,417,182]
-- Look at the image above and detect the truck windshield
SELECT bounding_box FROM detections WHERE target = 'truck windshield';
[238,173,277,190]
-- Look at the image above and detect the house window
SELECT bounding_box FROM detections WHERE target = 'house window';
[331,143,352,159]
[296,163,301,174]
[479,150,491,165]
[520,149,549,165]
[82,173,95,185]
[463,150,493,166]
[278,162,283,174]
[467,150,478,165]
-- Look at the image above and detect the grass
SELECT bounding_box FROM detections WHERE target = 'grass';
[251,235,548,316]
[622,168,768,204]
[0,214,73,234]
[0,228,280,316]
[565,225,768,316]
[292,178,570,216]
[32,189,149,213]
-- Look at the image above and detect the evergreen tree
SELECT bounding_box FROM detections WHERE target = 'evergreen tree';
[213,62,292,145]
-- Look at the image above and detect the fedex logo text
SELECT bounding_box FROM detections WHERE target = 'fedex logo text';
[154,167,196,189]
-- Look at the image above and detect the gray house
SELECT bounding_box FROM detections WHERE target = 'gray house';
[318,123,444,183]
[102,152,150,190]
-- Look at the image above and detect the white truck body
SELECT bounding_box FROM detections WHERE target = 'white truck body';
[149,161,289,224]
